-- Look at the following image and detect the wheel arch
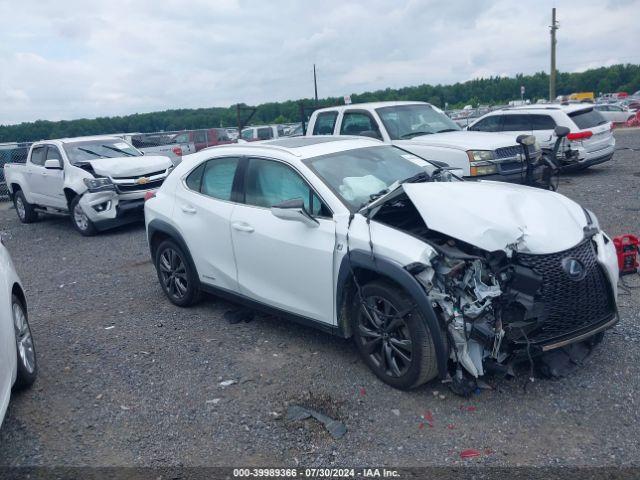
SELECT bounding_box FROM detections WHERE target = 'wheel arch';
[147,219,200,284]
[11,283,27,316]
[64,188,79,209]
[336,249,449,379]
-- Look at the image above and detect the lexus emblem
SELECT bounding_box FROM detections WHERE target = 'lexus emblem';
[562,258,586,281]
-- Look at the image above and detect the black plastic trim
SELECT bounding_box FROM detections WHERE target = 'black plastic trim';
[146,219,201,287]
[335,249,449,379]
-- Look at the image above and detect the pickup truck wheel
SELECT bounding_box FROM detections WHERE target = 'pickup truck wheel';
[353,280,438,390]
[12,295,37,391]
[155,240,200,307]
[13,191,38,223]
[70,196,97,236]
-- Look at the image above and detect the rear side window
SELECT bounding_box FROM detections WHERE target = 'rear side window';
[185,158,239,201]
[502,114,531,131]
[312,112,338,135]
[201,158,240,200]
[569,108,607,129]
[185,163,205,191]
[530,115,556,130]
[194,131,206,143]
[30,146,46,166]
[469,115,502,132]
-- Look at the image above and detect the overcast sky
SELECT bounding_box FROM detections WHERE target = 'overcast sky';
[1,0,638,125]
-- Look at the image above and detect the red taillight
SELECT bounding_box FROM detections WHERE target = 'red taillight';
[144,191,156,202]
[172,147,183,156]
[566,130,593,141]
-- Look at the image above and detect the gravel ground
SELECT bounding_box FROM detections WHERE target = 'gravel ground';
[0,129,639,468]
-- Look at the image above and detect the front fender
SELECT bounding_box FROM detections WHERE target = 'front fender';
[336,249,449,379]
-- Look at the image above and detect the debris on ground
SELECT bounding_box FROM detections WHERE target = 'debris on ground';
[460,449,482,459]
[286,405,347,439]
[219,379,237,387]
[224,308,255,324]
[537,341,593,378]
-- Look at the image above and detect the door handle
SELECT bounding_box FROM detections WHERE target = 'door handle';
[180,204,197,214]
[231,222,254,233]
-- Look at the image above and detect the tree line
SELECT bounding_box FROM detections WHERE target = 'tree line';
[2,63,639,143]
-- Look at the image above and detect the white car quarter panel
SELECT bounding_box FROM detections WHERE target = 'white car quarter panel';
[0,244,20,427]
[230,205,336,323]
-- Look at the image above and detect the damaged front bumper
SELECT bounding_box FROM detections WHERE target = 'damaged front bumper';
[79,190,148,231]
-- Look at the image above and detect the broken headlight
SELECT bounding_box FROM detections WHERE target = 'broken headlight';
[83,177,115,193]
[466,150,497,176]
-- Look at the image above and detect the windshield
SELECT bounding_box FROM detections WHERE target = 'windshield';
[305,145,439,210]
[376,104,461,140]
[64,139,142,164]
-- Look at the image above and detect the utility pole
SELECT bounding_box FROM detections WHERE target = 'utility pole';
[549,7,559,101]
[313,64,318,105]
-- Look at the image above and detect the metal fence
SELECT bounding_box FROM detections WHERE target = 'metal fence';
[0,143,31,200]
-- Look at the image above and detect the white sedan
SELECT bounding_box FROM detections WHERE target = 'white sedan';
[0,237,37,427]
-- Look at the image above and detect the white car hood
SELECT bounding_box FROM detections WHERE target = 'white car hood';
[402,130,520,150]
[85,155,172,177]
[401,181,588,254]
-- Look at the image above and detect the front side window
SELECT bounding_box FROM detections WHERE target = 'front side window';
[241,129,253,140]
[194,131,207,143]
[376,104,460,139]
[312,112,338,135]
[30,146,46,166]
[46,146,62,160]
[257,127,273,140]
[305,145,439,210]
[174,133,189,144]
[340,112,379,136]
[469,115,502,132]
[244,158,325,215]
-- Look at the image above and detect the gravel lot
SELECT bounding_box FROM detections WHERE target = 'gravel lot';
[0,129,639,468]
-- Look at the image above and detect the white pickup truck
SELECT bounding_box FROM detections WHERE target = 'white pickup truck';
[306,101,543,183]
[4,136,173,235]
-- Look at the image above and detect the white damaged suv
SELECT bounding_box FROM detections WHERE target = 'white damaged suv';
[145,137,619,393]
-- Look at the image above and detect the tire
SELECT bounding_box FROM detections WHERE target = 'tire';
[70,195,97,236]
[11,295,37,391]
[155,239,200,307]
[352,280,438,390]
[13,190,38,224]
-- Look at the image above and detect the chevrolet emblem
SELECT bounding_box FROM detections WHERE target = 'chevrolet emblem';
[136,177,150,185]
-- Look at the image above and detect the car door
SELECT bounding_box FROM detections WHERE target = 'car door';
[530,114,557,149]
[173,156,241,292]
[25,145,47,204]
[39,146,67,209]
[339,110,383,140]
[230,157,336,324]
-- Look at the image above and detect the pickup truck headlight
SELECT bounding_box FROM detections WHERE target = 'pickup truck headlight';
[83,177,115,192]
[467,150,495,162]
[466,150,497,176]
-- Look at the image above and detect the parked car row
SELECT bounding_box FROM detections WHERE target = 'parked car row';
[0,99,622,426]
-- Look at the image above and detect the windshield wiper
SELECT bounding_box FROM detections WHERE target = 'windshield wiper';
[435,128,459,133]
[400,131,432,139]
[101,144,135,156]
[77,147,110,158]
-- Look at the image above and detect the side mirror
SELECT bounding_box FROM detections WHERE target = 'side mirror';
[360,130,382,140]
[44,159,62,169]
[271,198,319,228]
[554,126,570,138]
[516,134,536,146]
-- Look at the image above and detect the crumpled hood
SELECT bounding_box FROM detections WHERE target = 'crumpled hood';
[403,130,521,150]
[402,181,588,254]
[85,155,172,178]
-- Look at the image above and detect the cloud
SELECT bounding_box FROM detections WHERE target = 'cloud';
[0,0,638,124]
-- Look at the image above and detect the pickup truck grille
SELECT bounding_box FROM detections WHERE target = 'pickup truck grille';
[494,145,536,159]
[112,169,167,180]
[116,179,164,193]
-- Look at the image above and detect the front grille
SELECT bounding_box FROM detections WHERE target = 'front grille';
[116,179,164,192]
[515,239,614,343]
[494,144,536,159]
[112,169,166,180]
